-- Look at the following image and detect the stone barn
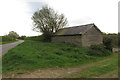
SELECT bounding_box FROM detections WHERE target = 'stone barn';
[52,23,103,47]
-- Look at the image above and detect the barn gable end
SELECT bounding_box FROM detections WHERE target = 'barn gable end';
[82,25,103,46]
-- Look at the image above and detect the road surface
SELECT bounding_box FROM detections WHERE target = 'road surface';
[0,40,24,55]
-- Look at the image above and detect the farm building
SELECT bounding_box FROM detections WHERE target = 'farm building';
[52,23,103,47]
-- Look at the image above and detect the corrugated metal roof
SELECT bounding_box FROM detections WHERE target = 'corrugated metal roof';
[55,23,95,36]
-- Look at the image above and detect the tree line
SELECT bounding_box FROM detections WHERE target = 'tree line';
[2,31,19,42]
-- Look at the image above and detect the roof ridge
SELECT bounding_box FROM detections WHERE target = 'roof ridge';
[81,24,94,34]
[77,23,94,27]
[60,23,94,30]
[55,23,95,36]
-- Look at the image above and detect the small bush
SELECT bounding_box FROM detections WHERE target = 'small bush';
[87,45,112,56]
[0,36,2,42]
[42,33,52,42]
[103,37,113,51]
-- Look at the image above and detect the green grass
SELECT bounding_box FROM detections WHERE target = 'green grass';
[67,54,118,78]
[0,40,18,45]
[118,54,120,80]
[2,40,113,74]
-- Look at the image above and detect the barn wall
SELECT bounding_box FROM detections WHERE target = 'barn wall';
[52,35,82,46]
[82,26,103,47]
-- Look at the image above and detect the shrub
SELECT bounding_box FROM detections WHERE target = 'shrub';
[2,31,19,42]
[103,37,112,51]
[103,33,118,48]
[0,36,2,42]
[87,45,112,56]
[42,33,53,42]
[2,35,13,42]
[8,31,19,40]
[118,33,120,47]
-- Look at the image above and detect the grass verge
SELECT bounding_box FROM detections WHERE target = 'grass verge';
[66,54,118,78]
[2,40,114,74]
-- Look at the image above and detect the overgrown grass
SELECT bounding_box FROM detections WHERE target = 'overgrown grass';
[118,54,120,79]
[67,54,118,78]
[2,40,113,74]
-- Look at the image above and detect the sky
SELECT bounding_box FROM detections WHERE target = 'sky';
[0,0,119,36]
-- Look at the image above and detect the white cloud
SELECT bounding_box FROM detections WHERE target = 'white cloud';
[0,0,40,36]
[0,0,119,36]
[45,0,118,33]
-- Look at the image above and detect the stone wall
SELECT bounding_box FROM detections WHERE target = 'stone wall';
[52,35,82,46]
[112,48,120,53]
[52,26,103,47]
[82,26,103,47]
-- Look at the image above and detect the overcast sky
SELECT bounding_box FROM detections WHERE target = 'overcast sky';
[0,0,119,36]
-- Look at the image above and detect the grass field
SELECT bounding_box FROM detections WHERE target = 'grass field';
[118,54,120,79]
[66,54,118,78]
[2,40,114,75]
